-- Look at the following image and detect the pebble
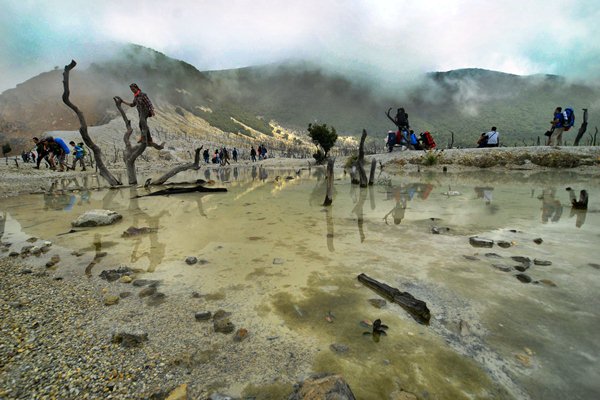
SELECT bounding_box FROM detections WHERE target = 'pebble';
[368,299,387,309]
[233,328,249,342]
[103,295,120,306]
[533,238,543,245]
[273,258,285,265]
[491,264,512,272]
[195,311,212,321]
[185,256,198,265]
[139,287,157,298]
[119,275,133,283]
[515,273,532,283]
[329,343,349,354]
[146,292,166,306]
[533,259,552,266]
[469,237,494,248]
[497,241,512,248]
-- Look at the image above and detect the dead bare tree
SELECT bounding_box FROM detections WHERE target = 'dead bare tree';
[113,97,147,184]
[149,147,203,186]
[62,60,122,186]
[573,108,588,146]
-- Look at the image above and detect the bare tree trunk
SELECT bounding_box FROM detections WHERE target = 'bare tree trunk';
[368,158,376,186]
[323,158,335,206]
[62,60,121,186]
[573,108,588,146]
[357,129,368,188]
[149,147,203,186]
[113,97,147,184]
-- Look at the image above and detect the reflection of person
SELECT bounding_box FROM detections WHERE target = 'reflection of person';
[384,186,408,225]
[539,188,563,223]
[474,187,494,204]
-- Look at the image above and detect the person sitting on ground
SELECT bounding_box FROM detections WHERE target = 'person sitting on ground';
[477,127,500,148]
[69,141,86,171]
[408,130,422,150]
[118,83,164,149]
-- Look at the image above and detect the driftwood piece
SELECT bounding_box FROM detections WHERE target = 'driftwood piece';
[62,60,122,186]
[323,158,335,206]
[573,108,588,146]
[358,273,431,325]
[137,185,227,197]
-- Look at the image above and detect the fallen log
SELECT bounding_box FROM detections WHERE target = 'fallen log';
[136,185,227,197]
[357,273,431,325]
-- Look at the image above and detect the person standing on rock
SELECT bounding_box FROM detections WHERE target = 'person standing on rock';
[118,83,163,150]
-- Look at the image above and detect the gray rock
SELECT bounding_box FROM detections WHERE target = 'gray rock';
[195,311,212,321]
[533,238,543,244]
[138,287,157,298]
[497,240,512,248]
[288,373,356,400]
[463,255,479,261]
[20,245,34,254]
[368,299,387,309]
[469,237,494,248]
[514,265,529,272]
[491,264,512,272]
[119,292,132,299]
[511,256,531,266]
[71,209,123,227]
[111,329,148,348]
[273,258,285,265]
[185,256,198,265]
[214,318,235,334]
[515,273,532,283]
[534,259,552,266]
[99,267,132,282]
[132,279,160,287]
[485,253,502,258]
[330,343,349,354]
[146,292,166,306]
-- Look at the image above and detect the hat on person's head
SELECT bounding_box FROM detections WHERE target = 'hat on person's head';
[129,83,139,89]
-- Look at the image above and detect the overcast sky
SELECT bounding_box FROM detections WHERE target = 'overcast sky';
[1,0,599,92]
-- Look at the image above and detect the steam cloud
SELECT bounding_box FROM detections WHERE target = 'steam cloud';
[1,0,600,93]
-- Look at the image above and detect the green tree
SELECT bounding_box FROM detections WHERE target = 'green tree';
[2,142,11,157]
[307,123,338,163]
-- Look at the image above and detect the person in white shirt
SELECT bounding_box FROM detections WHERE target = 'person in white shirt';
[477,127,499,147]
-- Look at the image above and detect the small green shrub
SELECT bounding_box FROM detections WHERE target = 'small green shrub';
[421,150,443,166]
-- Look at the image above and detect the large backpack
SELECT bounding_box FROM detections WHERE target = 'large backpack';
[562,107,575,131]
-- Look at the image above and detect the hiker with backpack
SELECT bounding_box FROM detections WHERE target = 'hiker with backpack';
[547,106,574,146]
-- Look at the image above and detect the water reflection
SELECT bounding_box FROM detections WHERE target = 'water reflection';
[2,168,600,400]
[539,188,563,224]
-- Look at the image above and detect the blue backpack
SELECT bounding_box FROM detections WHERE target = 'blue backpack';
[562,107,575,130]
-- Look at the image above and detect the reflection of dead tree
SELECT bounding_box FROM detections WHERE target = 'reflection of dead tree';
[62,60,122,186]
[573,108,588,146]
[323,158,335,206]
[352,188,367,243]
[368,158,376,186]
[357,130,368,187]
[325,207,334,252]
[128,188,167,273]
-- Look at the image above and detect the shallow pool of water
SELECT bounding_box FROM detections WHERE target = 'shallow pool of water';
[1,166,599,399]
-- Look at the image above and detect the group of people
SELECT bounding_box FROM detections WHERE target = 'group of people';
[203,147,239,165]
[250,144,268,161]
[385,107,437,151]
[32,136,87,172]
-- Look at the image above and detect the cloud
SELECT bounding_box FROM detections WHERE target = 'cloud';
[1,0,599,92]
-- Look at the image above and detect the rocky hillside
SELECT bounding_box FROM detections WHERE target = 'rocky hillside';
[1,44,599,152]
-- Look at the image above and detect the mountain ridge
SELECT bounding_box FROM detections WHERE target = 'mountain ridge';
[1,44,598,152]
